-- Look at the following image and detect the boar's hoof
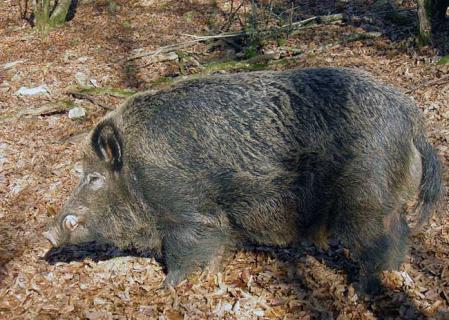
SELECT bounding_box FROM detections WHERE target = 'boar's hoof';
[357,276,383,298]
[163,270,186,288]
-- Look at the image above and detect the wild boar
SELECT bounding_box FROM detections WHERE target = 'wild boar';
[44,67,443,294]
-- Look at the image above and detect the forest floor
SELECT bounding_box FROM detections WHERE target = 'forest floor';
[0,0,448,319]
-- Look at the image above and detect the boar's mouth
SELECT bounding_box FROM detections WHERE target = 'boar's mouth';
[43,230,60,248]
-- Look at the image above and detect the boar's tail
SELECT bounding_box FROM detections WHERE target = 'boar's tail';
[414,135,444,227]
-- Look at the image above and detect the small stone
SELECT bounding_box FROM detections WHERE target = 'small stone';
[93,297,107,305]
[140,0,156,6]
[233,300,240,314]
[84,311,112,320]
[15,85,48,96]
[400,271,414,287]
[63,50,78,62]
[3,60,25,70]
[442,110,449,119]
[263,49,281,59]
[68,107,86,119]
[223,303,233,312]
[253,310,264,317]
[0,81,10,92]
[75,72,89,86]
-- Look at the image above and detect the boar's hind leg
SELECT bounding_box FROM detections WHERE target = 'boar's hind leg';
[334,169,410,295]
[162,222,230,287]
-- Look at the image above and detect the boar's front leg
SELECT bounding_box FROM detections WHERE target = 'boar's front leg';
[161,218,230,287]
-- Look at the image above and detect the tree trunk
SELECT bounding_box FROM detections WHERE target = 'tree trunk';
[33,0,75,34]
[34,0,51,35]
[417,0,449,45]
[49,0,73,27]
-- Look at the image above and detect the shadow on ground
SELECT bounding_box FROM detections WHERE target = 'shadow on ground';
[293,0,449,55]
[43,238,442,319]
[0,224,27,285]
[43,241,159,264]
[268,241,430,319]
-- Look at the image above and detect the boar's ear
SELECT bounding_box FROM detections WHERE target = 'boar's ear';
[91,120,123,171]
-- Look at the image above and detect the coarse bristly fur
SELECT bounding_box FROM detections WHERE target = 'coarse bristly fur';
[44,67,444,294]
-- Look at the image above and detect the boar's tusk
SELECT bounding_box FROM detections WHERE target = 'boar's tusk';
[64,215,79,231]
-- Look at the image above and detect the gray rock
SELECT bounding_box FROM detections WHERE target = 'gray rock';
[75,72,89,86]
[68,107,86,119]
[15,86,48,96]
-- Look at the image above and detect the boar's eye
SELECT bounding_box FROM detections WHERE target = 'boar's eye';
[73,164,83,177]
[63,215,79,231]
[86,172,105,190]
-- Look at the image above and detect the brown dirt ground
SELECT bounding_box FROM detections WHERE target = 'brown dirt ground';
[0,0,448,319]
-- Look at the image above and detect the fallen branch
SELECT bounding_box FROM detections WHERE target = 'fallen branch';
[128,41,199,61]
[140,51,179,67]
[146,29,381,88]
[67,91,114,111]
[271,31,382,65]
[181,32,245,40]
[404,74,449,94]
[341,31,383,42]
[182,14,343,40]
[17,103,69,118]
[61,131,89,145]
[128,13,344,62]
[66,86,136,98]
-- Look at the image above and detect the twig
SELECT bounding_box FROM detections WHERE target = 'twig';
[139,51,179,67]
[128,40,199,61]
[341,31,382,42]
[181,32,246,40]
[278,46,303,54]
[404,74,449,94]
[61,131,89,145]
[67,91,114,111]
[372,7,416,16]
[221,0,245,32]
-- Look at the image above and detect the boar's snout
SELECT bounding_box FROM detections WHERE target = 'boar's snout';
[43,230,59,247]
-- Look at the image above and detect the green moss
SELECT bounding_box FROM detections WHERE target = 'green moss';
[148,58,270,89]
[150,76,175,88]
[69,39,80,47]
[203,59,268,73]
[271,58,290,67]
[122,21,132,30]
[417,32,432,46]
[183,11,197,22]
[61,99,76,109]
[437,55,449,65]
[244,46,258,59]
[424,0,433,19]
[108,0,118,13]
[277,38,287,46]
[385,11,412,25]
[175,50,187,60]
[72,86,137,98]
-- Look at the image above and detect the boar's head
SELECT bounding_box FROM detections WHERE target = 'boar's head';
[44,119,140,249]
